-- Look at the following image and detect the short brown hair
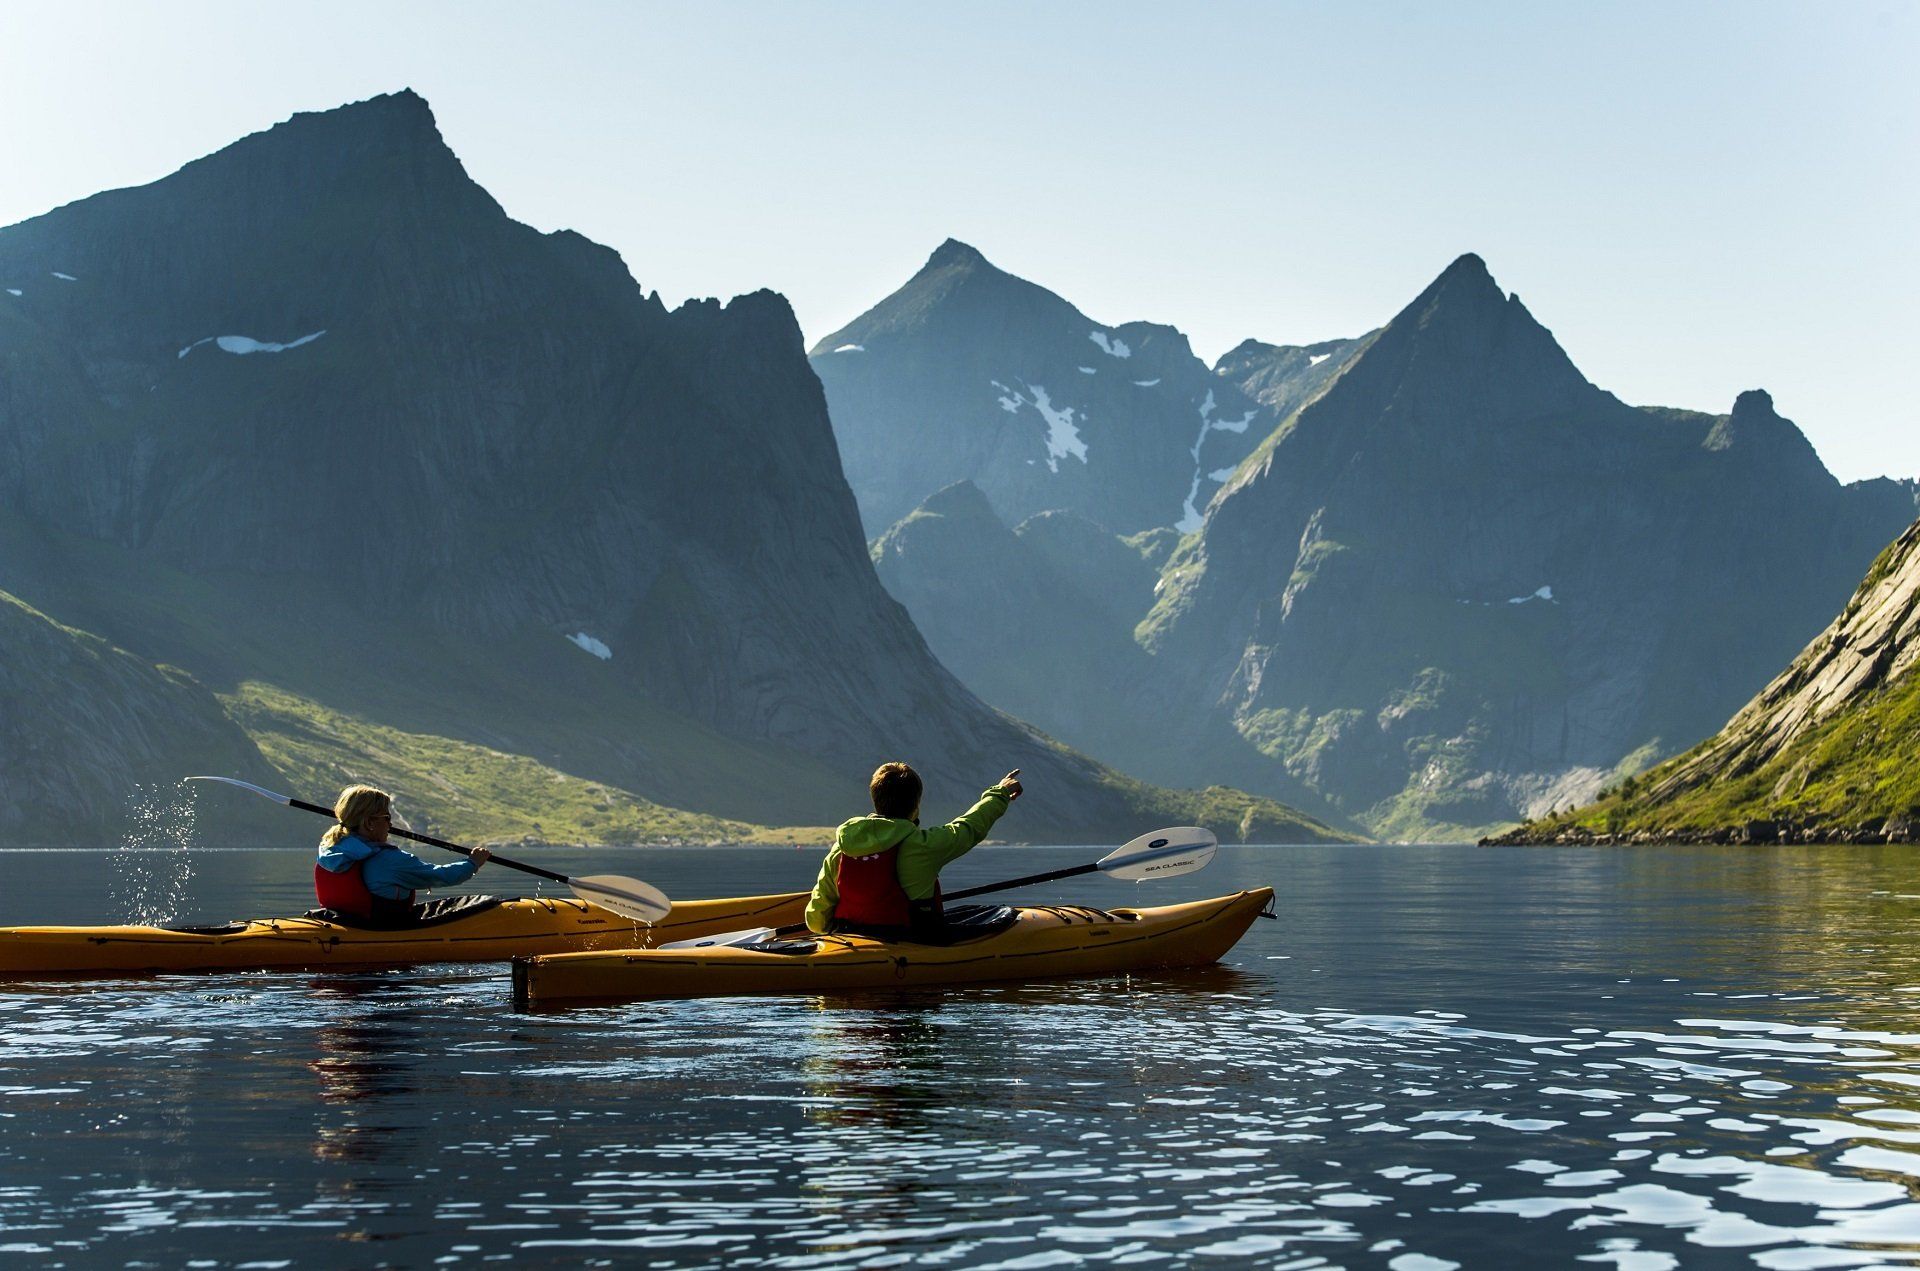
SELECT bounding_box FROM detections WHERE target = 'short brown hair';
[870,762,922,820]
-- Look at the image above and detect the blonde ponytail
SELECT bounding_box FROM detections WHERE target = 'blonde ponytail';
[320,784,392,849]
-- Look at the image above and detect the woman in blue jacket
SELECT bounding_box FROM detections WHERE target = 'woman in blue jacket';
[314,784,491,925]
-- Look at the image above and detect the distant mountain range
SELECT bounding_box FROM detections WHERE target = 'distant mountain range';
[831,246,1919,840]
[810,240,1321,538]
[0,91,1346,848]
[1487,515,1920,844]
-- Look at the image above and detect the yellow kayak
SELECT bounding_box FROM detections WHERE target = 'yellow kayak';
[511,888,1274,1005]
[0,891,809,977]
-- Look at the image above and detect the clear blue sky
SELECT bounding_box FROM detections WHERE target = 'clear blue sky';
[3,1,1913,480]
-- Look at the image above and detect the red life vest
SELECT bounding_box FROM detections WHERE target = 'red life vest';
[832,838,940,929]
[313,854,414,918]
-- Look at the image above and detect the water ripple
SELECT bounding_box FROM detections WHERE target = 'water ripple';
[11,845,1920,1264]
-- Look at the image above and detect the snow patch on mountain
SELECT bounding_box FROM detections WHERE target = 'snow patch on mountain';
[51,272,76,281]
[567,632,613,660]
[179,331,328,359]
[1079,366,1096,375]
[1176,489,1206,534]
[4,289,19,297]
[1457,586,1558,608]
[1026,384,1087,473]
[1174,392,1262,532]
[832,344,865,353]
[1089,331,1131,359]
[1310,352,1332,366]
[1133,378,1160,387]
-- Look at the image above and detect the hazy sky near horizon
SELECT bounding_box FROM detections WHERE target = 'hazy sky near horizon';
[2,1,1914,480]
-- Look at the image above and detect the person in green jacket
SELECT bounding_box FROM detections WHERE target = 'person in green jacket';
[805,762,1023,938]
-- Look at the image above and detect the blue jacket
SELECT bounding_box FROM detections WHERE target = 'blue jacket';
[316,834,480,900]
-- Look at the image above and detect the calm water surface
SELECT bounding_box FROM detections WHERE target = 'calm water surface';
[7,843,1920,1268]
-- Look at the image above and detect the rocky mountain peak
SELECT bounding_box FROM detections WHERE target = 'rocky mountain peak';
[1303,252,1609,431]
[1434,250,1496,286]
[916,479,1000,522]
[169,88,479,201]
[808,237,1055,355]
[1407,251,1528,336]
[0,89,514,359]
[1215,338,1275,371]
[1732,388,1777,420]
[1702,389,1832,485]
[897,237,1011,300]
[925,237,992,271]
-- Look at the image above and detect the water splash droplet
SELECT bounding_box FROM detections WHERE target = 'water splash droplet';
[110,780,197,925]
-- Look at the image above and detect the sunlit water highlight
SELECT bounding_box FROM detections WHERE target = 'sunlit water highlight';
[6,844,1920,1266]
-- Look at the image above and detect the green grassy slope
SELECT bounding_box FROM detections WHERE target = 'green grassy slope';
[1499,668,1920,843]
[1490,522,1920,845]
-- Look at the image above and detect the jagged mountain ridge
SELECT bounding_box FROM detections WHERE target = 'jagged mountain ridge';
[810,240,1275,538]
[856,248,1919,839]
[1145,253,1917,836]
[1213,333,1376,423]
[0,90,1335,844]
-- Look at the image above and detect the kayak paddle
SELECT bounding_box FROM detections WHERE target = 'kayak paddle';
[643,826,1222,951]
[945,825,1219,901]
[187,775,672,923]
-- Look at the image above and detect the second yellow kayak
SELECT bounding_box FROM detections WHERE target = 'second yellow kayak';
[512,888,1274,1004]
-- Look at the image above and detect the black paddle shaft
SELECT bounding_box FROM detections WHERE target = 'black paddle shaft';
[289,797,571,886]
[946,862,1099,902]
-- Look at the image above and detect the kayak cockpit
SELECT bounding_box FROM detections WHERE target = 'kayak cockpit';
[299,894,511,931]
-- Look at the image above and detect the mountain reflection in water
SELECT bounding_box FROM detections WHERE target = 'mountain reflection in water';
[7,844,1920,1265]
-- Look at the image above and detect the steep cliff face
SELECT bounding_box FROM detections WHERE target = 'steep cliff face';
[1144,254,1916,837]
[1489,519,1920,843]
[0,91,1316,844]
[868,483,1349,835]
[0,592,282,845]
[810,240,1273,537]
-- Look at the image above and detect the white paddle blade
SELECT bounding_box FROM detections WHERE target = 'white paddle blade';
[185,775,293,805]
[1098,827,1219,881]
[570,874,672,924]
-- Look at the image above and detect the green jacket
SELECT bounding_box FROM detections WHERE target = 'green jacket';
[805,784,1015,933]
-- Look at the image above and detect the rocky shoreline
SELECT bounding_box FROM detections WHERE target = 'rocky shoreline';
[1481,815,1920,846]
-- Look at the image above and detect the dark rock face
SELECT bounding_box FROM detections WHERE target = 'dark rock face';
[868,483,1345,833]
[0,91,1313,843]
[1145,254,1919,837]
[810,240,1274,537]
[0,592,283,846]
